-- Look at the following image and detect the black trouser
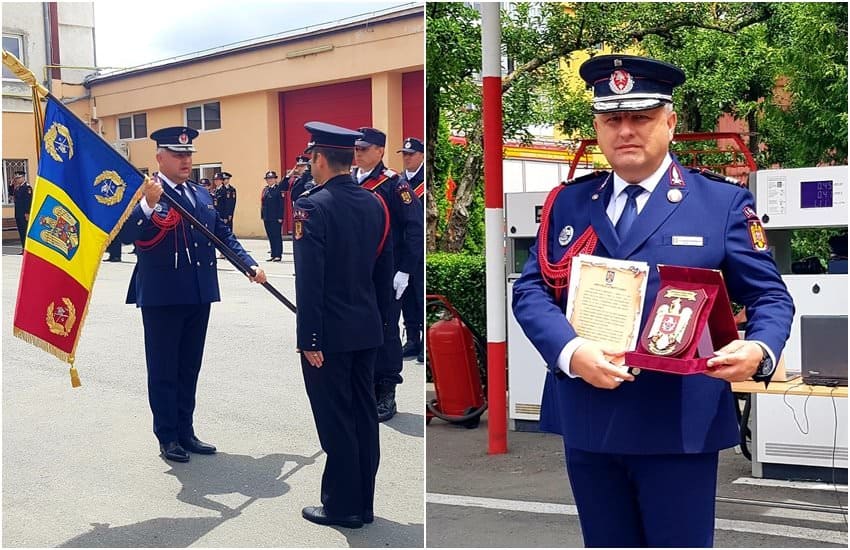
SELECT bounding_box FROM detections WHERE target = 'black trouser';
[141,304,211,444]
[374,298,403,388]
[401,259,424,348]
[302,348,380,518]
[15,215,27,248]
[263,218,283,258]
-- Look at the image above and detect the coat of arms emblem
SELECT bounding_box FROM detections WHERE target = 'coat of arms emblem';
[33,198,81,259]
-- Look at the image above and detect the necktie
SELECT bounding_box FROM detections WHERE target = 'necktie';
[615,185,644,240]
[174,184,194,212]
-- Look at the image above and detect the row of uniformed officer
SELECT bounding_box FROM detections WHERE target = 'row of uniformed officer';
[352,127,424,422]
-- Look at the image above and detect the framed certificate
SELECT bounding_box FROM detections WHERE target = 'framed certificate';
[565,254,649,352]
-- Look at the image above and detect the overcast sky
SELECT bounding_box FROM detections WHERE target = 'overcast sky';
[94,1,413,68]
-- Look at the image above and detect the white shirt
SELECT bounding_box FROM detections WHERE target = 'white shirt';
[405,163,424,181]
[140,173,195,218]
[355,167,373,184]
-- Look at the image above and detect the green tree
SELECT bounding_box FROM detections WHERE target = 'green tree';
[427,2,780,252]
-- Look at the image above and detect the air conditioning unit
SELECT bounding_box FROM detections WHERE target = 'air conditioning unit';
[111,140,130,160]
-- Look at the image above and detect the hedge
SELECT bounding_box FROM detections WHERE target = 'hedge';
[425,252,486,338]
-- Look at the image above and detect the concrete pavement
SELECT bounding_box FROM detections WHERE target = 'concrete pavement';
[426,397,847,548]
[2,239,424,548]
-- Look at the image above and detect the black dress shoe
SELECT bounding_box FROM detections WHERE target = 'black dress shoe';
[377,389,397,422]
[179,436,216,454]
[417,350,424,364]
[301,506,363,529]
[363,511,374,524]
[160,441,190,462]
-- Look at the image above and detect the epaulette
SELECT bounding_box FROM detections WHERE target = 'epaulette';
[690,168,744,187]
[383,168,398,178]
[565,170,610,186]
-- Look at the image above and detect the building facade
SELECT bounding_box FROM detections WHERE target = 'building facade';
[86,5,424,237]
[2,2,95,224]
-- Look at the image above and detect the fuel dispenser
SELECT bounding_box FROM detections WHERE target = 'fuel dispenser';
[747,166,848,478]
[506,191,549,430]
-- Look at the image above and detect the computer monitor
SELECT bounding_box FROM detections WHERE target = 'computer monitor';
[801,315,848,387]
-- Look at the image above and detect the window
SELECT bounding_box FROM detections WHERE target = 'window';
[3,159,29,205]
[186,102,221,131]
[191,163,221,183]
[117,113,147,139]
[3,35,24,80]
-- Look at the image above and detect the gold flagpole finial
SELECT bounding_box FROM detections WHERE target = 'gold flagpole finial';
[2,50,49,96]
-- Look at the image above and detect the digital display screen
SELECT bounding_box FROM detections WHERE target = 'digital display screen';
[800,180,833,208]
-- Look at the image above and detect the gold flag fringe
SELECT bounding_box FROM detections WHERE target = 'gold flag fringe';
[13,327,81,387]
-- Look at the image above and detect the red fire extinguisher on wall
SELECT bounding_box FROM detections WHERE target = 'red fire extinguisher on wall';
[426,294,487,429]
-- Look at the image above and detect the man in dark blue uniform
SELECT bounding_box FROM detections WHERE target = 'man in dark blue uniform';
[260,170,284,261]
[219,171,236,231]
[212,173,224,212]
[289,158,314,203]
[294,121,393,529]
[12,171,32,252]
[397,137,425,363]
[119,127,267,463]
[354,127,424,421]
[280,156,309,237]
[512,55,794,547]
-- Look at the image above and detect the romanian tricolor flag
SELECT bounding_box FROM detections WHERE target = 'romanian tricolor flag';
[13,95,144,386]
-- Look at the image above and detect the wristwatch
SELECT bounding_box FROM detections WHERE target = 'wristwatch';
[752,344,775,382]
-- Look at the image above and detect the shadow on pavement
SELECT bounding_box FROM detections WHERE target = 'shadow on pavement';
[58,450,321,547]
[333,517,424,548]
[383,411,424,438]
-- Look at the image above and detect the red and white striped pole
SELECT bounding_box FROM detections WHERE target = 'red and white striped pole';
[482,2,507,454]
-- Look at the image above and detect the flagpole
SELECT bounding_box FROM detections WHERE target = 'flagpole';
[4,50,297,314]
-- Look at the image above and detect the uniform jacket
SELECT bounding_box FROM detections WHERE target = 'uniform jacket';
[261,183,285,221]
[512,157,794,455]
[355,161,423,274]
[119,179,256,307]
[293,174,393,354]
[290,171,314,202]
[217,185,237,219]
[400,164,424,199]
[13,181,32,218]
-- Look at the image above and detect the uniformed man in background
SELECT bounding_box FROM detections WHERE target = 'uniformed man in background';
[219,171,237,231]
[354,127,424,422]
[261,169,284,262]
[119,126,267,463]
[12,170,32,252]
[397,137,425,363]
[294,121,393,529]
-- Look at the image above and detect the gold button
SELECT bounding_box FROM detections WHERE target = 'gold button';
[632,368,641,375]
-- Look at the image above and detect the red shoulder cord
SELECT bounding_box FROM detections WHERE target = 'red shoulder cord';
[374,193,391,257]
[537,184,598,304]
[135,208,182,250]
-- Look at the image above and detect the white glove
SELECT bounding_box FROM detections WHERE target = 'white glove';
[393,271,409,300]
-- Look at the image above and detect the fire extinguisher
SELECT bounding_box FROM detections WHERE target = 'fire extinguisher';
[426,294,487,429]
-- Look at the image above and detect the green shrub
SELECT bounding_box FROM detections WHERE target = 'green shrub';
[425,252,486,338]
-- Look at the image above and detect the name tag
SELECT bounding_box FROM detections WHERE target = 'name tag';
[672,236,704,246]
